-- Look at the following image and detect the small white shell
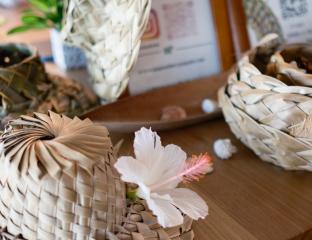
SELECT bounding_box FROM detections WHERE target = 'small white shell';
[201,99,218,113]
[213,139,237,160]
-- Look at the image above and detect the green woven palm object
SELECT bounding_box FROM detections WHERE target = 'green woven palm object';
[0,43,48,117]
[0,43,98,127]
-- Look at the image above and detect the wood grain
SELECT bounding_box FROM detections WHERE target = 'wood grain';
[111,120,312,240]
[291,229,312,240]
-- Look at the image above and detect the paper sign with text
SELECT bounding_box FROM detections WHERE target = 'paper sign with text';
[129,0,220,95]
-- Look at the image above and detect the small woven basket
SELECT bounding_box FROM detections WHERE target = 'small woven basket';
[219,41,312,171]
[0,112,194,239]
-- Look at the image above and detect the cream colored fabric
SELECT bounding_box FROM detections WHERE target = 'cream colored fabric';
[62,0,152,103]
[0,112,126,239]
[219,43,312,171]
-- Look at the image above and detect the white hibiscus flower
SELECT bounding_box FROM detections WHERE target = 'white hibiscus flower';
[114,127,213,228]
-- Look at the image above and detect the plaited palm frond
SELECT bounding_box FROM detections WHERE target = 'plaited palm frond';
[0,111,126,239]
[219,39,312,171]
[0,43,98,127]
[62,0,152,103]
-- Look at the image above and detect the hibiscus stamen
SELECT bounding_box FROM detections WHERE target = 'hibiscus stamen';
[150,153,213,191]
[182,153,213,183]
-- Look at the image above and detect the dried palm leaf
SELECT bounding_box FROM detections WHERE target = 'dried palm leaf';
[62,0,152,103]
[219,40,312,171]
[289,114,312,139]
[0,43,98,127]
[0,43,48,117]
[0,111,126,239]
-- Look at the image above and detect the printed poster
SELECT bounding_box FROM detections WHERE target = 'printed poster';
[129,0,220,95]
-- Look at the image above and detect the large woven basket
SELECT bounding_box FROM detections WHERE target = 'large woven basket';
[219,41,312,171]
[0,112,194,239]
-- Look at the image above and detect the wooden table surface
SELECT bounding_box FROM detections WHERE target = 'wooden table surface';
[2,5,312,240]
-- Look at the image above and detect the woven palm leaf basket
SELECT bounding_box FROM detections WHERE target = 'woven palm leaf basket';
[0,112,196,239]
[219,37,312,171]
[0,43,97,128]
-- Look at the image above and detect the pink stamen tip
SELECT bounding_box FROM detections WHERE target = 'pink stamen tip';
[182,153,213,183]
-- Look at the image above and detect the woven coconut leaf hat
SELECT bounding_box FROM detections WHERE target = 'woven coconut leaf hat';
[0,112,210,239]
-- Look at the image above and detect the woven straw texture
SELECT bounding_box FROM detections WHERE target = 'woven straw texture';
[0,43,97,126]
[0,112,194,239]
[35,73,97,117]
[0,112,126,239]
[0,43,47,117]
[219,42,312,171]
[0,201,193,240]
[62,0,152,102]
[112,200,194,240]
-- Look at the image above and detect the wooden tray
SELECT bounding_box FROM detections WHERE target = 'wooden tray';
[82,73,227,132]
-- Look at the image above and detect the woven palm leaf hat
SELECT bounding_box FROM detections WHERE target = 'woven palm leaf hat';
[219,35,312,171]
[0,112,195,239]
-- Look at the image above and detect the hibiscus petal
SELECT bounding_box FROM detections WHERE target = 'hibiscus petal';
[167,188,208,220]
[155,144,187,189]
[134,128,164,169]
[136,183,151,200]
[114,156,148,184]
[147,194,184,228]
